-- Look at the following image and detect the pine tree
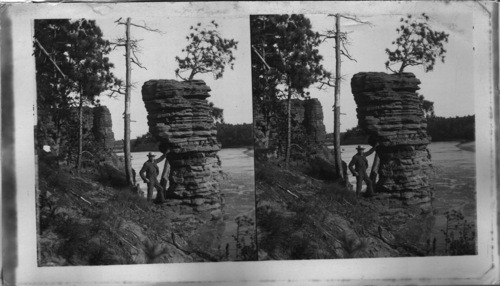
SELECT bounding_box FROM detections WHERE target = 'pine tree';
[34,19,118,170]
[251,14,330,168]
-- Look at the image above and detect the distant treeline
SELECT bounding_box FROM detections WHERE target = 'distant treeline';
[216,123,253,148]
[427,115,474,142]
[328,115,475,145]
[128,123,253,151]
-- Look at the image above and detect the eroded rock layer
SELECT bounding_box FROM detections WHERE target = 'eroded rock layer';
[351,72,433,207]
[142,80,223,220]
[291,98,326,144]
[93,106,115,150]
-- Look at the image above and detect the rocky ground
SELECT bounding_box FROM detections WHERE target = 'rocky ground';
[256,160,436,260]
[37,156,228,266]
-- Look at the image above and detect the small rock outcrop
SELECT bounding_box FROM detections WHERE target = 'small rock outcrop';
[351,72,433,208]
[291,98,326,144]
[141,79,223,221]
[92,106,115,150]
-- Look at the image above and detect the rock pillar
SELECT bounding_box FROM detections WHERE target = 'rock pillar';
[142,80,223,220]
[92,106,115,150]
[291,98,326,144]
[351,72,433,208]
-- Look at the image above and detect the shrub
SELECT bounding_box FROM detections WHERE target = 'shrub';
[441,210,476,255]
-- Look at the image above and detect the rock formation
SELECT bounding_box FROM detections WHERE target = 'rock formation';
[351,72,433,208]
[92,106,115,150]
[291,98,326,144]
[141,79,223,221]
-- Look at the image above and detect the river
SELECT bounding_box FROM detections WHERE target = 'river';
[339,142,476,254]
[124,148,256,260]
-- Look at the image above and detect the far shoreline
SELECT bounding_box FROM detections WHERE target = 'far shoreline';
[456,141,475,152]
[119,145,255,155]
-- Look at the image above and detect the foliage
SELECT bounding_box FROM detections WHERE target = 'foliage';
[419,93,435,118]
[336,126,368,145]
[65,19,117,104]
[209,101,224,124]
[385,13,449,74]
[142,239,170,264]
[251,15,329,92]
[427,115,475,142]
[251,15,331,161]
[216,123,253,148]
[441,210,476,255]
[131,132,157,152]
[232,215,257,261]
[34,19,118,166]
[175,20,238,81]
[257,207,318,260]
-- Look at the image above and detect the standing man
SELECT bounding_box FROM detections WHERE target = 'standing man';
[140,152,167,203]
[348,143,378,197]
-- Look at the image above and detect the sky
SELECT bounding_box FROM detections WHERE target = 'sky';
[95,6,474,139]
[97,16,252,139]
[307,11,474,134]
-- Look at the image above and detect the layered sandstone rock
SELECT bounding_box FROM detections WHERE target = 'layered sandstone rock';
[291,98,326,144]
[351,72,433,207]
[142,79,223,220]
[92,106,115,150]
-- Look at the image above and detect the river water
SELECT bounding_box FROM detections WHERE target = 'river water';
[124,148,256,260]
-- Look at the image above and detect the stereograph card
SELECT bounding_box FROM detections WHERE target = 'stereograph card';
[1,1,498,285]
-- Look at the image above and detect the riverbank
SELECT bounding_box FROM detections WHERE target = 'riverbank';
[427,141,476,255]
[256,159,435,260]
[118,147,257,261]
[37,154,229,266]
[456,141,475,152]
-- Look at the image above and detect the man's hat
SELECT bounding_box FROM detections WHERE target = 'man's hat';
[356,145,365,150]
[147,152,156,158]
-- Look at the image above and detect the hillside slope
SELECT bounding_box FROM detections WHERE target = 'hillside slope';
[37,158,226,266]
[256,161,435,260]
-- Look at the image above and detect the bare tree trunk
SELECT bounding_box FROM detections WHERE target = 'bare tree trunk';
[264,128,270,149]
[160,159,170,195]
[285,85,292,169]
[333,14,344,180]
[369,153,379,192]
[76,94,83,173]
[124,17,134,186]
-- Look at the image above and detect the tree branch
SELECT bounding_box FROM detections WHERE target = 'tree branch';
[251,45,271,70]
[108,87,125,98]
[341,41,357,62]
[131,57,147,70]
[335,14,373,27]
[130,48,147,69]
[34,38,67,79]
[115,19,164,34]
[130,22,164,34]
[317,78,336,90]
